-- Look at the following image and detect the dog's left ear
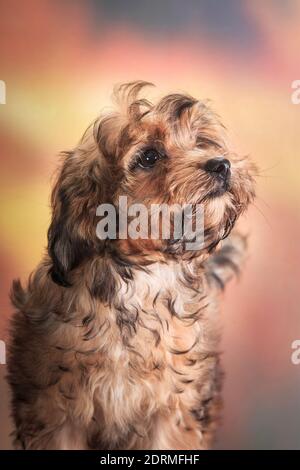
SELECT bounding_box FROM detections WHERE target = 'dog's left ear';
[47,150,104,287]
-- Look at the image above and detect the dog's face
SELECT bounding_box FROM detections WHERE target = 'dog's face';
[48,82,256,286]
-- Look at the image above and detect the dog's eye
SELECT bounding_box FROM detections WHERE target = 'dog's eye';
[137,149,160,169]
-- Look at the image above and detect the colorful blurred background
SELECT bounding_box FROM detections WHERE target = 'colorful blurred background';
[1,0,300,449]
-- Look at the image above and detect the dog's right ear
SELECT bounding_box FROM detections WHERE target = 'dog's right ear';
[47,158,91,287]
[47,198,91,288]
[47,146,106,287]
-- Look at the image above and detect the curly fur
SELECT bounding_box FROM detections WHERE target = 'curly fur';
[7,82,256,450]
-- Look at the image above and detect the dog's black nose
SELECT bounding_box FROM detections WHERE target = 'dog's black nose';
[205,157,231,180]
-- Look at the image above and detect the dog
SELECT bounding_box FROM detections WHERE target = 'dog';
[7,81,256,450]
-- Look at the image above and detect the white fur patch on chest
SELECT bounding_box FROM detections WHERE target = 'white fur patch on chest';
[117,261,200,317]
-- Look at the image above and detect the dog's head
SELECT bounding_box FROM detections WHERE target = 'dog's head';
[48,81,256,286]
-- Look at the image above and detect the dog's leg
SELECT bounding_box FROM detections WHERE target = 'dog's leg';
[12,416,88,450]
[10,375,89,450]
[147,411,205,450]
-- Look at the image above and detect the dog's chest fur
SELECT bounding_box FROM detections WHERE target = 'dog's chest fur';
[9,258,223,450]
[63,261,221,449]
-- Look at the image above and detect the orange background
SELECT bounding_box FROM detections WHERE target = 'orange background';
[0,0,300,449]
